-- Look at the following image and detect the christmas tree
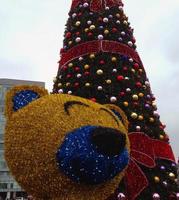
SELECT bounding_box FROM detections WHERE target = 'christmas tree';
[53,0,178,199]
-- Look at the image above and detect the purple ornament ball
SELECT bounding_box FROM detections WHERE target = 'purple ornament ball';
[160,165,166,170]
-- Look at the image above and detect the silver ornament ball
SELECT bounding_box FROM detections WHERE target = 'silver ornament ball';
[110,96,117,103]
[117,193,126,200]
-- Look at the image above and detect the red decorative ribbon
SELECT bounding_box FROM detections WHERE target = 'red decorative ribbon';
[125,132,175,200]
[71,0,123,12]
[59,40,143,68]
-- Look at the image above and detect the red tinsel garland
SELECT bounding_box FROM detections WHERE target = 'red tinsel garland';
[71,0,123,12]
[126,132,175,200]
[59,40,143,68]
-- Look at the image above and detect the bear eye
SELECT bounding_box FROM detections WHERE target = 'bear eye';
[110,109,124,124]
[100,108,119,126]
[64,101,89,115]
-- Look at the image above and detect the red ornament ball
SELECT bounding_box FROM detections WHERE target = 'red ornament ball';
[136,82,142,88]
[117,75,124,81]
[169,194,176,200]
[84,71,90,76]
[90,98,96,102]
[133,63,139,69]
[78,12,82,16]
[62,66,68,71]
[74,82,79,88]
[88,32,93,37]
[112,28,118,33]
[74,67,80,72]
[132,37,136,43]
[67,74,72,79]
[65,32,72,38]
[123,66,128,71]
[75,32,80,36]
[99,60,105,65]
[60,48,65,54]
[119,92,125,97]
[133,102,139,107]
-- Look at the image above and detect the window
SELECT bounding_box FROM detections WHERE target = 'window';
[0,171,9,178]
[0,134,3,141]
[0,85,3,99]
[0,151,4,159]
[0,183,8,189]
[0,106,4,113]
[0,116,5,124]
[0,143,3,151]
[0,160,7,169]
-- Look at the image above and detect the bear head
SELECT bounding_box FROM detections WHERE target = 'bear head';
[4,85,130,200]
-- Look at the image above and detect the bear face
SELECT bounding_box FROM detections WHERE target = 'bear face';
[4,85,130,200]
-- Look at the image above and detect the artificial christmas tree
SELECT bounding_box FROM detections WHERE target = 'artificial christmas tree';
[53,0,179,199]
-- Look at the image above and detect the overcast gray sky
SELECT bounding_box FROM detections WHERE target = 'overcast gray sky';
[0,0,179,158]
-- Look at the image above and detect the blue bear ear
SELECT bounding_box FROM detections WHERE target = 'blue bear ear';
[5,85,48,119]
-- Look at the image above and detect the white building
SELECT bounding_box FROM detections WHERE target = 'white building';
[0,79,45,200]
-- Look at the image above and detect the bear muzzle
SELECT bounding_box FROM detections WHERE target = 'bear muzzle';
[56,126,129,185]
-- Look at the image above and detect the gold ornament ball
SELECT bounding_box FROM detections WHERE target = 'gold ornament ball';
[154,176,160,183]
[149,117,155,123]
[116,13,120,18]
[132,94,139,101]
[111,57,117,62]
[68,41,72,45]
[90,25,95,30]
[68,63,73,67]
[139,69,143,73]
[143,85,147,90]
[159,135,164,140]
[85,83,91,87]
[89,54,95,59]
[131,112,138,119]
[106,79,112,84]
[123,20,128,25]
[169,172,175,179]
[104,29,109,34]
[138,115,144,121]
[58,83,62,87]
[85,28,89,32]
[123,102,129,107]
[66,82,70,87]
[131,69,136,73]
[152,102,157,108]
[97,69,103,75]
[84,64,90,69]
[75,21,81,26]
[139,93,144,97]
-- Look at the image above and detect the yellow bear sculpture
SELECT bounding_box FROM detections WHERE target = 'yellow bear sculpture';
[4,85,130,200]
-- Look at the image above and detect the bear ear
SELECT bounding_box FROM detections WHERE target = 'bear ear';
[5,85,48,119]
[104,104,129,130]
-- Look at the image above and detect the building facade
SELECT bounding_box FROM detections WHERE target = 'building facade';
[178,158,179,188]
[0,79,45,200]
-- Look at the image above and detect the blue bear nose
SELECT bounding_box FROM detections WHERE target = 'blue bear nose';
[91,127,126,156]
[56,126,129,185]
